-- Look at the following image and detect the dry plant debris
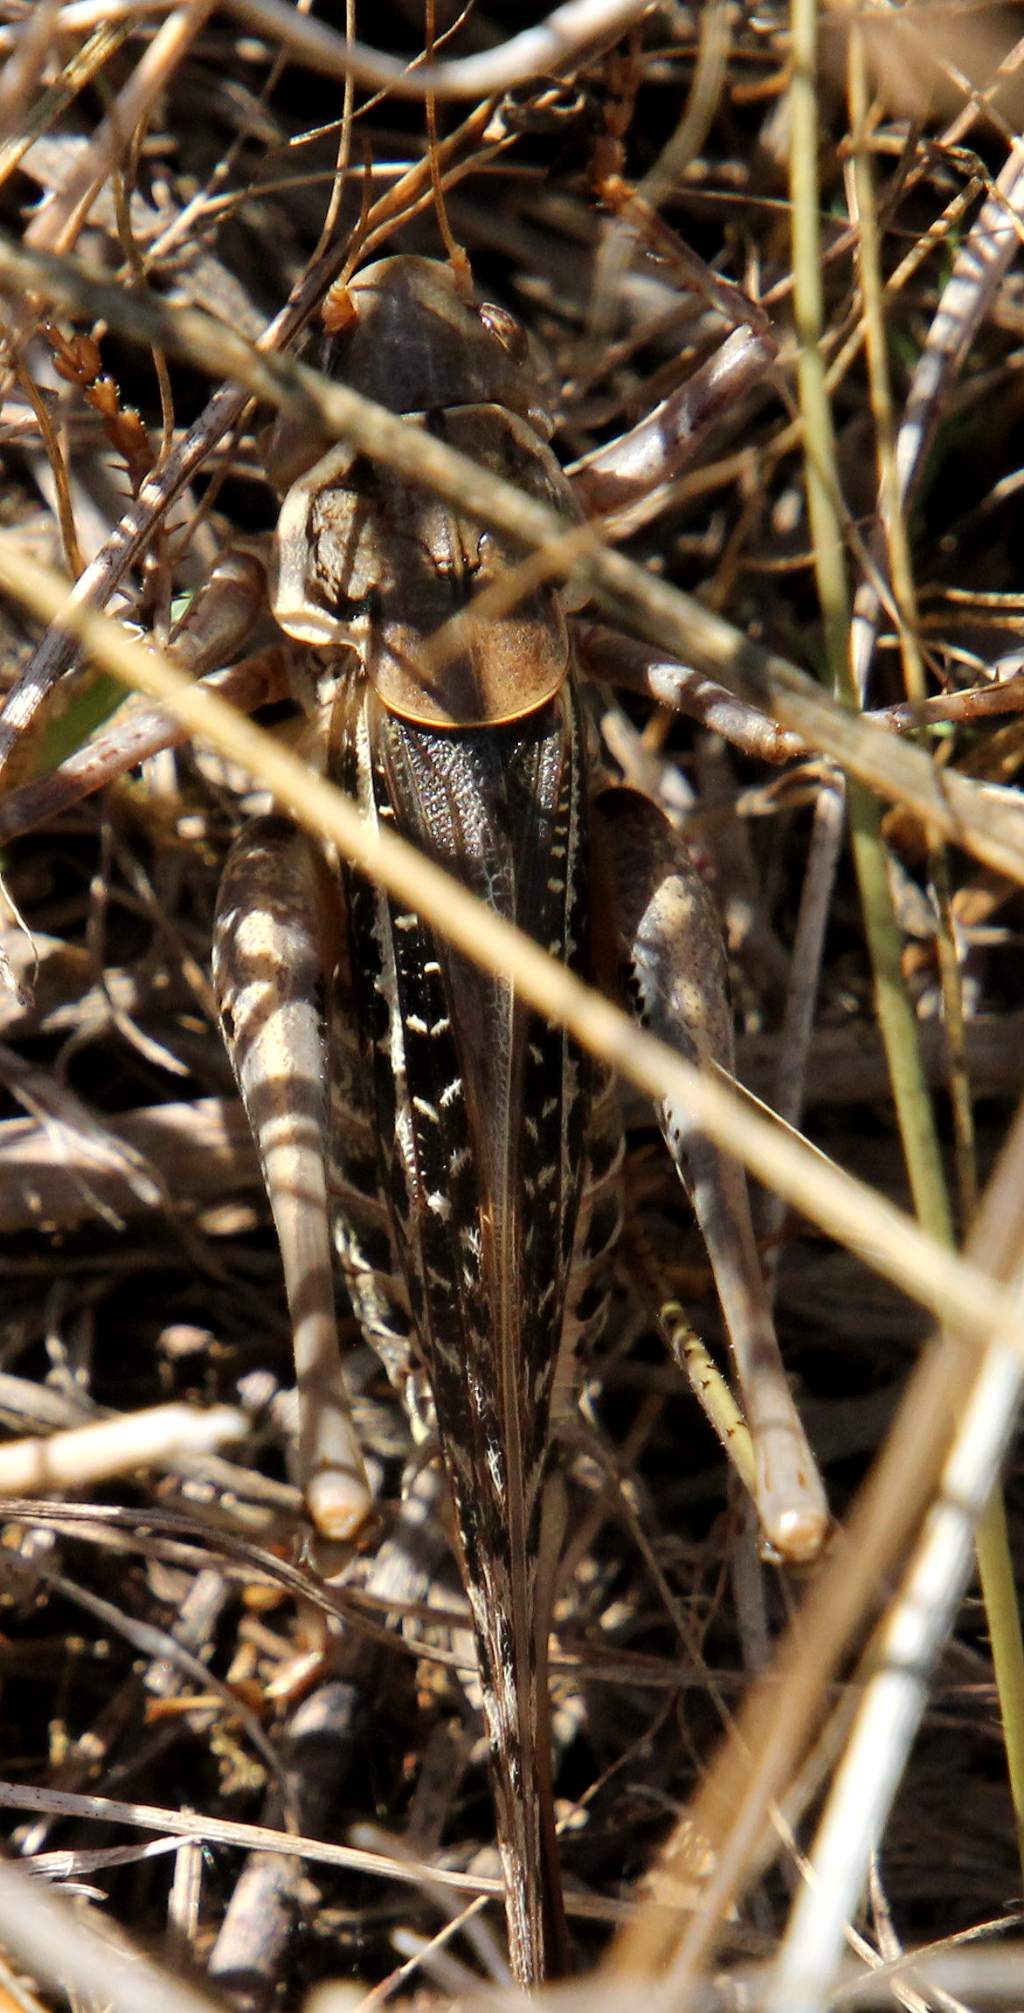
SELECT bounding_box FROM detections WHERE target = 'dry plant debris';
[0,2,1023,2008]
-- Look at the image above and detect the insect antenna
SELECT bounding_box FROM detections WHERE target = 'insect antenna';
[425,0,474,300]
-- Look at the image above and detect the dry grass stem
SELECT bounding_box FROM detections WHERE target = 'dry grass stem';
[0,1400,248,1496]
[765,1106,1024,2007]
[1,538,1019,1372]
[3,234,1024,881]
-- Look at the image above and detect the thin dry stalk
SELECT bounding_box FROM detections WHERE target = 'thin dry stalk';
[0,101,497,772]
[2,231,1024,884]
[0,1400,247,1495]
[0,539,1018,1366]
[765,1109,1024,2009]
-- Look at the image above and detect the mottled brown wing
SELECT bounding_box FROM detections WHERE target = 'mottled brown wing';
[331,672,591,1985]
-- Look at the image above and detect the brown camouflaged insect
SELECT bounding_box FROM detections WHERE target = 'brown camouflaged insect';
[212,255,828,1989]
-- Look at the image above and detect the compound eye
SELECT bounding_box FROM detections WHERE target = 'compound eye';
[478,301,529,365]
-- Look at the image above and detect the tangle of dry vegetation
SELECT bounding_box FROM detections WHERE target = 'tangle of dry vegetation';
[0,3,1024,2009]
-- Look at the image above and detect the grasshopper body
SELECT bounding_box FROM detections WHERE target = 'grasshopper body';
[214,254,826,1988]
[219,258,600,1983]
